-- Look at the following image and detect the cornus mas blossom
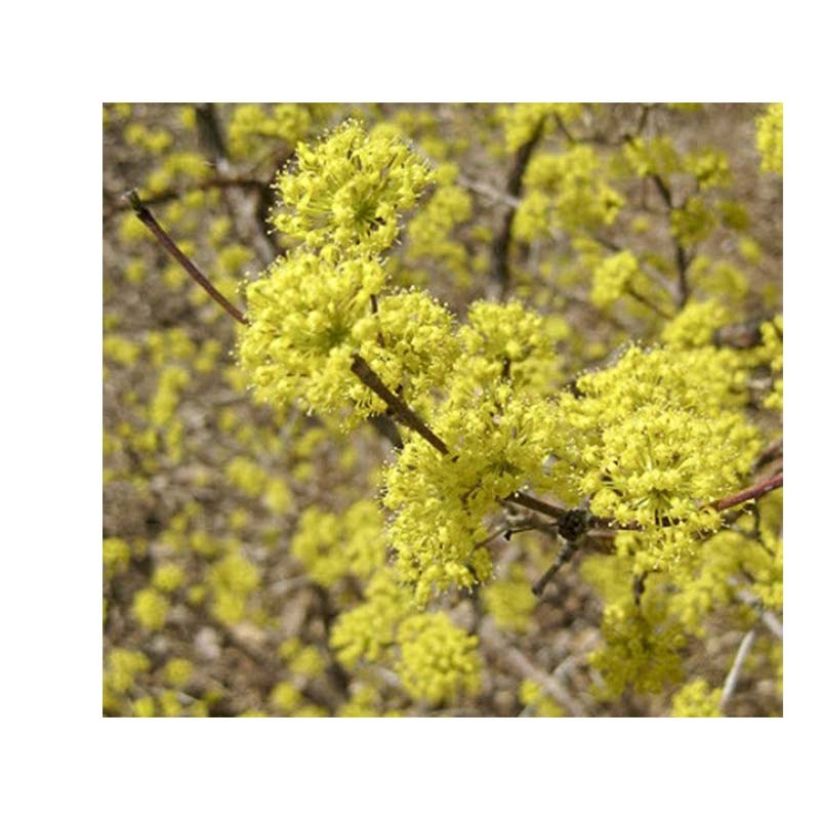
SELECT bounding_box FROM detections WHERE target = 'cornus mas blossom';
[237,119,774,608]
[113,104,782,714]
[273,120,433,257]
[240,124,759,605]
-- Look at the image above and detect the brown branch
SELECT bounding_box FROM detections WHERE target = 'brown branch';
[106,176,266,216]
[650,173,674,209]
[349,359,572,524]
[491,118,545,296]
[506,469,784,538]
[675,245,691,307]
[505,491,566,521]
[125,190,248,325]
[711,472,783,512]
[194,102,280,264]
[625,284,674,320]
[624,104,652,142]
[350,355,449,455]
[644,170,695,309]
[553,112,577,144]
[194,102,229,160]
[532,539,579,597]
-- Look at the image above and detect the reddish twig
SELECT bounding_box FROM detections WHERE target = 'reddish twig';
[107,176,266,216]
[125,190,248,325]
[505,491,567,521]
[711,472,783,512]
[350,354,450,455]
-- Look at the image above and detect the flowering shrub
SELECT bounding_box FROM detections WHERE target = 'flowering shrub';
[104,103,782,717]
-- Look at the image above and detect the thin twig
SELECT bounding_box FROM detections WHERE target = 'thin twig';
[719,628,757,712]
[125,190,248,325]
[457,176,521,208]
[626,284,674,320]
[711,472,783,512]
[532,539,579,597]
[479,619,584,717]
[491,118,546,295]
[106,176,266,216]
[731,585,783,640]
[553,112,577,144]
[650,173,674,209]
[194,102,279,264]
[505,491,566,521]
[350,354,449,455]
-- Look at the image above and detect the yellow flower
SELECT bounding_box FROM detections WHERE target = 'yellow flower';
[756,104,783,174]
[396,613,482,705]
[274,120,432,256]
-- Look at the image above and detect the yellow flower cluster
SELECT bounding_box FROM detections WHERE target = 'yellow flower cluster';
[690,256,750,304]
[670,678,722,717]
[395,613,482,704]
[291,500,386,588]
[338,684,383,717]
[269,681,328,717]
[684,149,732,190]
[661,299,729,349]
[756,103,783,174]
[666,495,781,637]
[152,562,186,592]
[105,648,150,695]
[124,122,173,155]
[330,569,414,668]
[353,290,461,405]
[458,300,563,394]
[552,346,759,571]
[497,103,582,153]
[103,537,130,579]
[149,365,190,427]
[226,456,270,497]
[279,638,327,680]
[622,136,681,178]
[590,250,640,308]
[516,146,623,238]
[238,252,386,418]
[404,180,473,280]
[274,121,432,257]
[132,587,170,631]
[384,383,555,605]
[163,658,194,687]
[759,315,783,411]
[104,335,141,367]
[482,566,536,633]
[206,552,260,625]
[590,597,686,697]
[227,103,325,158]
[670,197,715,247]
[145,151,210,195]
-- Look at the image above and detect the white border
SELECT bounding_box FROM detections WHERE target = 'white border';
[4,2,816,816]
